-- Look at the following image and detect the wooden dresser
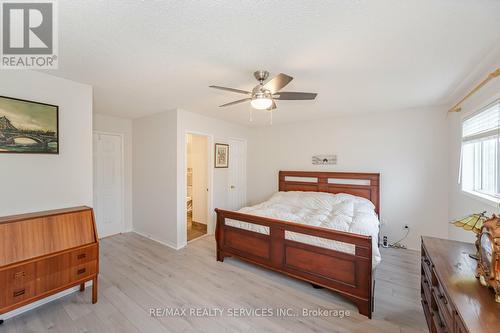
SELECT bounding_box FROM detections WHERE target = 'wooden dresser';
[0,207,99,317]
[421,237,500,333]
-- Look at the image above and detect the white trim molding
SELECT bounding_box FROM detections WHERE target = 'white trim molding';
[132,230,185,250]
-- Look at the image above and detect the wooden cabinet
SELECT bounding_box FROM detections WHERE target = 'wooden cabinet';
[421,237,500,333]
[0,207,99,316]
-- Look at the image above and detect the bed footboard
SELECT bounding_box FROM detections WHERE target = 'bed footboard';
[215,208,374,318]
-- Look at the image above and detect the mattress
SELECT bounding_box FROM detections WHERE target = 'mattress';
[225,191,382,267]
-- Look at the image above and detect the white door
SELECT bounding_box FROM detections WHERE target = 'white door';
[228,138,247,210]
[191,134,208,224]
[93,132,124,238]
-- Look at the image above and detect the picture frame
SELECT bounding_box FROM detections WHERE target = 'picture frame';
[214,143,229,168]
[0,95,59,154]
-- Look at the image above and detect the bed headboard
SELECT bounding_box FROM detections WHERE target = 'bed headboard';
[278,171,380,215]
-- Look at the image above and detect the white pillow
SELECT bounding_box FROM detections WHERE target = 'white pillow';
[334,193,375,210]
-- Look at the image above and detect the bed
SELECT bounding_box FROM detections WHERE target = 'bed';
[215,171,380,318]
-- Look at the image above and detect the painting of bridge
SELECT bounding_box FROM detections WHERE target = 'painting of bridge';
[0,96,58,154]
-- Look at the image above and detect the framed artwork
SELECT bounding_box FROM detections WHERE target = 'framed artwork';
[0,95,59,154]
[312,154,337,165]
[214,143,229,168]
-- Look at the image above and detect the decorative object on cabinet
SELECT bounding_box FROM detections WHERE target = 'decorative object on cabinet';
[421,236,500,333]
[0,95,59,154]
[475,215,500,303]
[214,143,229,168]
[0,207,99,318]
[451,211,489,259]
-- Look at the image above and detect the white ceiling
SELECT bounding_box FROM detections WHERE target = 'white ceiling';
[49,0,500,125]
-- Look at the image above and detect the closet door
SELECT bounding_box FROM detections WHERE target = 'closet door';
[227,138,247,210]
[93,132,124,238]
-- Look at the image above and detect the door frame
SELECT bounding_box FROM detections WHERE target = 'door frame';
[184,130,214,243]
[93,130,126,238]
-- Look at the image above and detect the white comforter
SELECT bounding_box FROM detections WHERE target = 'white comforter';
[226,191,381,267]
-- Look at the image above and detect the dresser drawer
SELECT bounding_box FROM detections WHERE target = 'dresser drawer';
[431,309,449,333]
[0,270,6,307]
[35,253,71,294]
[0,263,36,308]
[4,284,36,307]
[3,263,36,286]
[421,277,432,307]
[70,260,97,282]
[69,245,98,266]
[433,283,453,330]
[421,247,434,284]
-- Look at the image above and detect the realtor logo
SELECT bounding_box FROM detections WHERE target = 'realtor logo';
[1,0,58,69]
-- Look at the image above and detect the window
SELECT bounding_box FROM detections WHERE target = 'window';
[461,99,500,204]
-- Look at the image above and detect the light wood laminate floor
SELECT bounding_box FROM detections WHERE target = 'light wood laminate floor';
[0,233,427,333]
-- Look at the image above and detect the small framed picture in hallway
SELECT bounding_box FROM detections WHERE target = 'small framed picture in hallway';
[214,143,229,168]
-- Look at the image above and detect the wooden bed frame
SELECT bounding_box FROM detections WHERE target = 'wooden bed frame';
[215,171,380,318]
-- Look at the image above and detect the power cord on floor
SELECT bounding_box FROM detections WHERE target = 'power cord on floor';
[389,227,410,249]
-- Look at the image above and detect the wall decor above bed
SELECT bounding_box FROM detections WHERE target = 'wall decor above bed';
[0,95,59,154]
[312,154,337,165]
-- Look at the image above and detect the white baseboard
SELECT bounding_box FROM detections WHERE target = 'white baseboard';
[131,230,183,250]
[1,280,93,321]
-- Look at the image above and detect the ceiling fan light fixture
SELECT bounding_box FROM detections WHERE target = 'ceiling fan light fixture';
[210,70,317,112]
[250,97,273,110]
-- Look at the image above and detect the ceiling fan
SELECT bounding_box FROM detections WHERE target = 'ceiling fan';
[209,70,317,111]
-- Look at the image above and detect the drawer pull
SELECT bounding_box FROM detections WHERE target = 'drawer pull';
[424,258,431,266]
[13,289,25,297]
[77,268,86,275]
[438,293,448,304]
[77,254,86,260]
[14,271,26,279]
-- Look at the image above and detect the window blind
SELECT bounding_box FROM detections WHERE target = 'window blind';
[462,100,500,142]
[460,98,500,200]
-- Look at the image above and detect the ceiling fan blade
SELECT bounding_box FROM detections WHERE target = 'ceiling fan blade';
[209,85,251,95]
[263,73,293,93]
[269,100,277,110]
[273,92,317,100]
[219,98,252,107]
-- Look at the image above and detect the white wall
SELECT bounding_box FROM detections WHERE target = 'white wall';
[0,71,93,216]
[132,110,178,248]
[247,107,449,250]
[177,109,251,247]
[448,67,500,243]
[93,113,133,232]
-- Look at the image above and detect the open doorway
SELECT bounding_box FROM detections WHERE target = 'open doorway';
[186,133,209,241]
